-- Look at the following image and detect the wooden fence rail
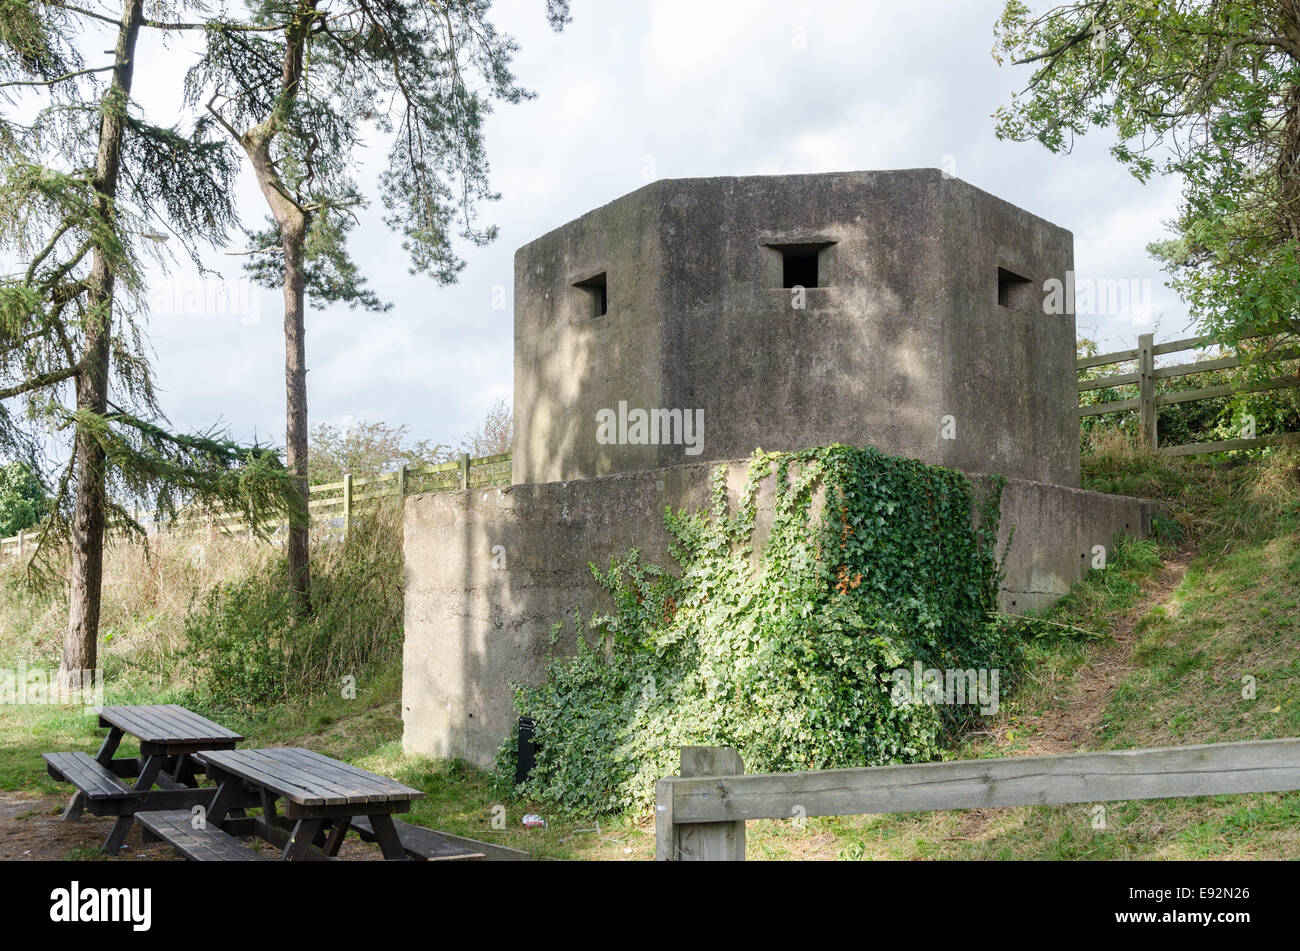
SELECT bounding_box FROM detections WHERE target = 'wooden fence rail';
[1079,332,1300,456]
[656,740,1300,860]
[0,451,513,557]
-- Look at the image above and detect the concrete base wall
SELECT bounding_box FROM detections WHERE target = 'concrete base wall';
[986,477,1156,613]
[402,460,1156,768]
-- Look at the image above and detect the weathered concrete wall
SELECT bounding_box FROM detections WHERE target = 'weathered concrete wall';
[402,459,1154,768]
[513,169,1079,489]
[982,476,1156,614]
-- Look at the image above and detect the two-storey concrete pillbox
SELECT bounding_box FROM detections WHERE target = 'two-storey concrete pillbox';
[402,170,1156,766]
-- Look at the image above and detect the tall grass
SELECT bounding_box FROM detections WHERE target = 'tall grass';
[0,505,405,708]
[181,505,404,709]
[0,528,271,679]
[1082,434,1300,555]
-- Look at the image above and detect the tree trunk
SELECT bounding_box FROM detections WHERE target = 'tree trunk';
[241,120,312,612]
[60,0,143,686]
[237,2,318,615]
[1279,9,1300,336]
[282,216,311,611]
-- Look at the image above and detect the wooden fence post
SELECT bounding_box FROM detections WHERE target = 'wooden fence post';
[656,746,746,861]
[16,529,23,559]
[1138,332,1157,450]
[397,464,409,499]
[342,473,353,537]
[459,453,470,490]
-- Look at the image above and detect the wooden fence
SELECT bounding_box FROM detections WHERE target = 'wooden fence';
[655,741,1300,860]
[0,525,34,561]
[0,451,513,557]
[1079,332,1300,455]
[304,451,511,534]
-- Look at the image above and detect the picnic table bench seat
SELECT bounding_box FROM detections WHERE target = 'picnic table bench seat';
[46,705,251,853]
[137,810,268,862]
[44,752,133,801]
[349,815,486,862]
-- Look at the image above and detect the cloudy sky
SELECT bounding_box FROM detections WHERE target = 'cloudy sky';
[127,0,1188,451]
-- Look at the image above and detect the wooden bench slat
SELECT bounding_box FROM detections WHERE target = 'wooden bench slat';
[150,706,201,741]
[135,704,183,732]
[160,704,242,741]
[200,748,423,807]
[96,704,243,745]
[104,705,176,745]
[350,816,486,861]
[276,748,421,800]
[137,810,268,861]
[235,748,377,804]
[97,706,152,740]
[199,750,330,806]
[44,752,134,801]
[272,748,403,803]
[126,705,176,741]
[272,749,383,802]
[143,705,200,740]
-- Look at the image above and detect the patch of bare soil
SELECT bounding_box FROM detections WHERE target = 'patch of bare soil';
[0,796,174,861]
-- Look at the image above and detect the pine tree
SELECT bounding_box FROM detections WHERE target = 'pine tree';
[0,1,297,681]
[184,0,570,612]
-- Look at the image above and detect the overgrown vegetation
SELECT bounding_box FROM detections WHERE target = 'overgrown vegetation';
[1081,429,1300,557]
[725,444,1300,861]
[181,506,404,709]
[500,446,1018,815]
[0,505,404,713]
[2,435,1298,860]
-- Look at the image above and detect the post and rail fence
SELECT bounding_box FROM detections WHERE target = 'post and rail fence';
[1079,331,1300,456]
[306,451,510,533]
[0,451,513,558]
[656,740,1300,860]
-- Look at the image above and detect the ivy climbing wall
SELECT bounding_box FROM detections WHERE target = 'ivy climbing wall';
[402,446,1154,771]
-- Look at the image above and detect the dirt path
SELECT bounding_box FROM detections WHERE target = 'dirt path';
[939,548,1198,846]
[1014,548,1197,757]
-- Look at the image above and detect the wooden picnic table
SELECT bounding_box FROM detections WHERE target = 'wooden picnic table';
[46,704,246,853]
[98,704,244,756]
[197,747,427,860]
